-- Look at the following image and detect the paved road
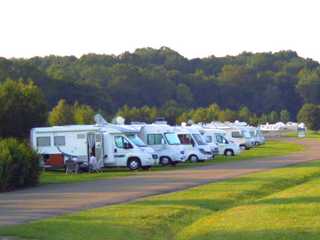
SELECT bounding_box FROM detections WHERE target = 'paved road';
[0,138,319,226]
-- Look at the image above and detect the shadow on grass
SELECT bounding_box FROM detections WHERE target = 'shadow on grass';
[190,228,320,240]
[133,169,320,212]
[254,196,320,205]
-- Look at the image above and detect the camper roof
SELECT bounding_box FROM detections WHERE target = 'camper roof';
[32,124,122,134]
[141,124,173,133]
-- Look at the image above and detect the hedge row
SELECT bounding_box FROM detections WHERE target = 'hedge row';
[0,138,40,192]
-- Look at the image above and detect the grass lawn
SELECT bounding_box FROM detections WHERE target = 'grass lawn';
[285,130,320,139]
[40,140,304,185]
[1,160,320,239]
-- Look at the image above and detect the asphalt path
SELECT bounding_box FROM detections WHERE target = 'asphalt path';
[0,138,319,226]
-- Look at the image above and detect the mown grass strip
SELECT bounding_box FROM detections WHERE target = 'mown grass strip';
[285,130,320,139]
[1,160,320,240]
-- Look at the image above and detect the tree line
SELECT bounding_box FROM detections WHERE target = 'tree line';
[116,104,291,126]
[1,47,320,138]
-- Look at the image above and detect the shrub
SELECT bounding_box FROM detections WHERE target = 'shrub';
[0,138,40,192]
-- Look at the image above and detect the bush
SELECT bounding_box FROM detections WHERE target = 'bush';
[0,138,40,192]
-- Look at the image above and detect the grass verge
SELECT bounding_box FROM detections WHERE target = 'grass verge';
[285,130,320,139]
[1,159,319,240]
[40,140,304,185]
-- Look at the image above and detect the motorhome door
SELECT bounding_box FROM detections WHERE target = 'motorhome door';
[95,133,104,164]
[87,132,104,164]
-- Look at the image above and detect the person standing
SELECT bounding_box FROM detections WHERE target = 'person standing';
[89,153,98,172]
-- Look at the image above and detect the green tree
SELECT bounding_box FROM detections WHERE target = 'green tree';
[0,79,47,138]
[176,83,194,107]
[297,68,320,104]
[258,114,268,124]
[238,106,252,122]
[268,111,279,123]
[160,100,183,124]
[279,109,291,123]
[206,104,221,122]
[73,102,95,124]
[297,104,320,130]
[218,109,237,122]
[48,99,74,126]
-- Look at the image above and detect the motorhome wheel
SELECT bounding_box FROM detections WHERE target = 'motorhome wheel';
[240,145,246,151]
[159,157,170,166]
[224,149,234,156]
[189,154,199,162]
[127,158,141,170]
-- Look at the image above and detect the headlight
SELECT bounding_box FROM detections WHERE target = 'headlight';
[152,154,158,160]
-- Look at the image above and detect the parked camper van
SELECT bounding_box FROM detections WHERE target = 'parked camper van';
[200,128,240,156]
[30,124,158,170]
[138,124,186,165]
[238,127,256,148]
[174,126,213,162]
[110,124,159,162]
[255,128,266,145]
[215,127,251,150]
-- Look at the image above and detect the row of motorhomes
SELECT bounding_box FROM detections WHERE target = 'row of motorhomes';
[30,116,265,171]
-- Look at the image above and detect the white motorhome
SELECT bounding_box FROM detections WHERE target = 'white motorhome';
[138,124,186,165]
[111,124,159,162]
[187,125,220,157]
[246,126,265,145]
[226,122,256,148]
[174,126,213,162]
[200,128,240,156]
[255,128,266,144]
[227,128,253,150]
[30,124,158,170]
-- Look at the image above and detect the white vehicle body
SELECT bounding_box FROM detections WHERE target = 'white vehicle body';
[186,125,219,156]
[174,126,213,161]
[110,124,159,162]
[30,124,158,170]
[249,127,266,145]
[138,124,186,165]
[238,127,256,148]
[255,128,266,144]
[200,128,241,156]
[216,127,251,150]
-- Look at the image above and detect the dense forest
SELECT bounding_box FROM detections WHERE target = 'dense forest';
[1,47,320,129]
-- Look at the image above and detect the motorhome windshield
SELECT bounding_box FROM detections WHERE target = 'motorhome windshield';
[192,134,206,145]
[205,135,213,143]
[164,133,180,145]
[126,134,146,147]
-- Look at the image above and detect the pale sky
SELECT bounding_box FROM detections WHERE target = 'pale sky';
[0,0,320,61]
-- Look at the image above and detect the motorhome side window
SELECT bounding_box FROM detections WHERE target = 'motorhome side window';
[54,136,66,146]
[147,134,164,145]
[178,134,192,144]
[231,131,242,138]
[115,136,131,149]
[36,136,51,147]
